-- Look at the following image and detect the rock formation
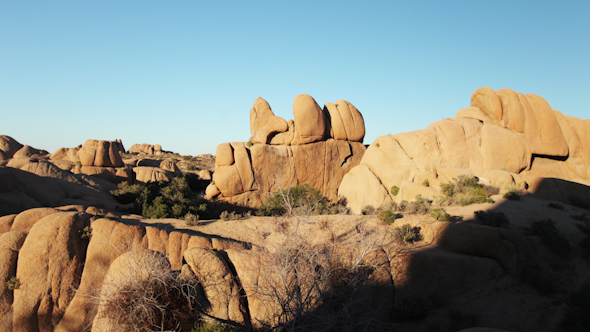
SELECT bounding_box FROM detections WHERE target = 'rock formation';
[128,143,163,155]
[207,94,367,208]
[338,87,590,213]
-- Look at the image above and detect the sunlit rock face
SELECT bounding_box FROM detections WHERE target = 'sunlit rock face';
[207,94,367,208]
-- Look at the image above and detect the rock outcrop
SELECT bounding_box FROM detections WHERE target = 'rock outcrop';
[128,143,163,155]
[207,95,367,208]
[339,88,590,213]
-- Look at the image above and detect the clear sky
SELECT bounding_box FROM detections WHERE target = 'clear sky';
[1,1,588,156]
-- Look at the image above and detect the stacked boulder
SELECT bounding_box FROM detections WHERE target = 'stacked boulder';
[206,94,367,208]
[70,140,134,184]
[339,87,590,213]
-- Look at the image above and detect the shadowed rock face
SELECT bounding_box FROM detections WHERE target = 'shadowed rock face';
[207,95,367,208]
[339,88,590,213]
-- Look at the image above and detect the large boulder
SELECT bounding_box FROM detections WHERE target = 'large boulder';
[79,140,124,168]
[128,143,163,155]
[249,98,289,144]
[339,88,590,211]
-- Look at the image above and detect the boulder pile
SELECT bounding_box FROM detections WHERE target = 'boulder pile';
[206,94,367,208]
[338,88,590,213]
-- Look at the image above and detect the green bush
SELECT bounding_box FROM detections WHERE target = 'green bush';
[79,226,92,240]
[390,186,400,196]
[531,219,570,256]
[378,210,396,224]
[246,140,253,147]
[111,182,144,205]
[422,179,430,187]
[258,184,330,216]
[430,208,451,221]
[436,175,494,206]
[474,210,509,228]
[397,196,431,215]
[140,178,211,220]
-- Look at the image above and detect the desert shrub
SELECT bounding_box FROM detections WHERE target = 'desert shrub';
[474,210,509,228]
[184,212,199,226]
[6,276,20,290]
[258,184,330,216]
[421,179,430,187]
[191,323,239,332]
[390,185,400,196]
[503,191,520,200]
[531,219,571,256]
[394,224,422,244]
[435,175,494,206]
[327,199,350,215]
[96,253,197,332]
[220,210,251,221]
[111,182,144,205]
[393,297,433,321]
[430,208,451,221]
[361,205,376,215]
[140,178,211,220]
[186,164,197,171]
[378,210,396,224]
[398,196,431,215]
[246,140,253,147]
[548,202,564,210]
[559,280,590,332]
[375,143,380,147]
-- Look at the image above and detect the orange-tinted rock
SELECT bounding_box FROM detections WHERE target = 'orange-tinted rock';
[249,97,289,144]
[79,140,123,167]
[0,136,23,161]
[292,94,327,144]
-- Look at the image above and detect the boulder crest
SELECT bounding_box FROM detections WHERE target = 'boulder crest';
[209,95,367,208]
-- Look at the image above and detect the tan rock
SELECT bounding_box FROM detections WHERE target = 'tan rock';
[291,94,327,144]
[50,147,81,164]
[13,145,49,159]
[470,87,503,122]
[0,231,27,332]
[79,140,123,167]
[249,97,289,144]
[324,100,365,142]
[128,143,163,155]
[480,124,530,173]
[338,165,390,214]
[13,212,89,332]
[11,207,59,233]
[215,142,234,167]
[198,169,212,180]
[0,136,23,161]
[183,248,248,324]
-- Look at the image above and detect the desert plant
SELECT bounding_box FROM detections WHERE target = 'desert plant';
[258,184,330,216]
[184,212,199,226]
[394,224,422,244]
[474,210,509,228]
[531,219,571,256]
[378,210,396,224]
[79,226,92,240]
[503,191,520,200]
[220,210,250,221]
[246,140,253,147]
[390,186,400,196]
[139,178,211,220]
[375,143,380,147]
[361,205,376,215]
[430,208,451,221]
[92,252,199,332]
[397,196,431,215]
[6,276,20,290]
[111,182,144,205]
[435,175,494,206]
[548,202,564,210]
[422,179,430,187]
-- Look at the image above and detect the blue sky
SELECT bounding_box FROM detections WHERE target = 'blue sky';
[1,1,588,156]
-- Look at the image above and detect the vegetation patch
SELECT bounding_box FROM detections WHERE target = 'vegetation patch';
[531,219,571,256]
[436,175,495,206]
[390,185,400,196]
[474,210,509,228]
[394,224,422,244]
[258,184,343,216]
[378,210,396,224]
[220,210,251,221]
[430,208,451,221]
[6,276,20,290]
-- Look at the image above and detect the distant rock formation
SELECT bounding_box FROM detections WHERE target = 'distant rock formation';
[339,88,590,213]
[206,94,367,208]
[128,143,163,155]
